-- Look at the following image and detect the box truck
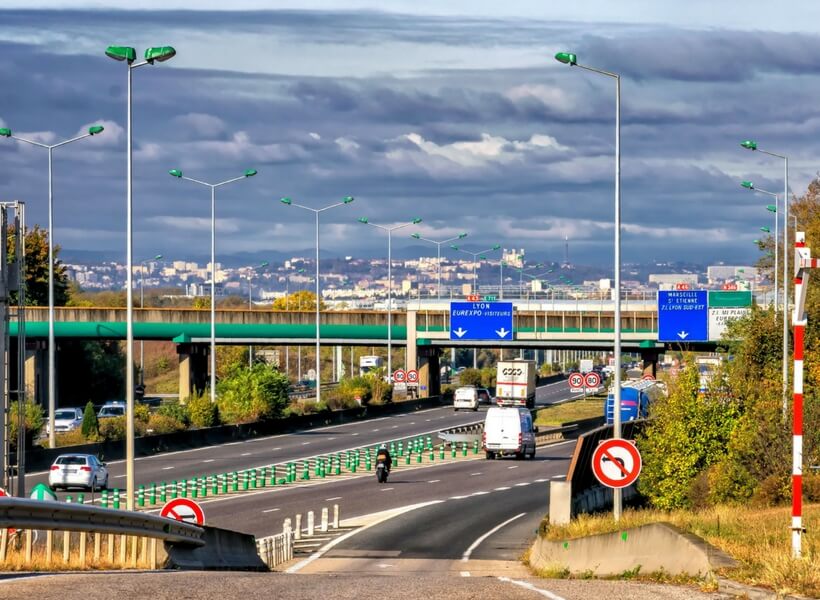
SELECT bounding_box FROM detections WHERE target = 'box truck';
[495,359,537,408]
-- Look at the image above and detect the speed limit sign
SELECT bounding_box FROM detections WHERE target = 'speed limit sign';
[393,369,406,383]
[568,372,584,392]
[584,372,601,389]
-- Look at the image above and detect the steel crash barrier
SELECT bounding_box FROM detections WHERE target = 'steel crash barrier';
[0,497,203,569]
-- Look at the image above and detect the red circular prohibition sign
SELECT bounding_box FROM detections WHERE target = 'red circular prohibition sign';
[591,439,642,489]
[160,498,205,525]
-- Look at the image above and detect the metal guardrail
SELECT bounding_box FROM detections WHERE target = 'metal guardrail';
[0,497,204,546]
[438,422,483,444]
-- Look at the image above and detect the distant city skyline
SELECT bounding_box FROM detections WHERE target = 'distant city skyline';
[1,5,815,267]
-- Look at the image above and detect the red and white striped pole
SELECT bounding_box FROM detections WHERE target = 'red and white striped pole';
[791,231,818,558]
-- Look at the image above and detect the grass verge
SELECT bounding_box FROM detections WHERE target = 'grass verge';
[542,504,820,597]
[534,397,604,427]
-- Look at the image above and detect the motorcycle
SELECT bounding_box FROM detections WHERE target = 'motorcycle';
[376,460,390,483]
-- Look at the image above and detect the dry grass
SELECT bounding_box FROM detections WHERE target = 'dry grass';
[534,398,604,427]
[544,504,820,597]
[1,532,156,571]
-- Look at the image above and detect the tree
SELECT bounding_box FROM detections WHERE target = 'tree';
[272,290,325,310]
[216,364,289,424]
[81,401,99,440]
[9,400,45,448]
[6,225,70,306]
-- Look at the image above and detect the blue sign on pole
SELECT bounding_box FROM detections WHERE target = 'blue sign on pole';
[449,302,513,341]
[657,290,708,342]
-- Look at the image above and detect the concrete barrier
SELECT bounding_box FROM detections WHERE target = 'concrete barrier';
[529,522,738,577]
[161,526,267,571]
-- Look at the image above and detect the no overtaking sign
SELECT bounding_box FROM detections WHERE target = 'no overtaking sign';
[591,439,642,489]
[160,498,205,525]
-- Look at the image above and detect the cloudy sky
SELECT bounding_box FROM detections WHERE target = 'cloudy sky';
[0,2,817,269]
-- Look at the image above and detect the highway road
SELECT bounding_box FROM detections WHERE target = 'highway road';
[29,380,576,503]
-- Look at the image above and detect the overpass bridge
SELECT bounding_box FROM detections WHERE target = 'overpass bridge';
[13,299,718,403]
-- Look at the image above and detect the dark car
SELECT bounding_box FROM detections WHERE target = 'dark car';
[476,387,493,405]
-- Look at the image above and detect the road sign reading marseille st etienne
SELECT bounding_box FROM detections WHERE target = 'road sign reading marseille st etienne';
[657,290,708,342]
[450,302,513,341]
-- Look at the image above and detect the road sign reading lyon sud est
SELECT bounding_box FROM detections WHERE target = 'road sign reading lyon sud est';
[592,439,642,489]
[160,498,205,526]
[657,290,708,342]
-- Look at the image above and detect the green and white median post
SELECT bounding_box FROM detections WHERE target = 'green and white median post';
[29,483,57,502]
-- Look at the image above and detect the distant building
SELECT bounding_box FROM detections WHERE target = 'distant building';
[707,266,756,284]
[648,273,699,286]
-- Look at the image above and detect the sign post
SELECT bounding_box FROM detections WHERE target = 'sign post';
[591,439,642,489]
[449,301,513,341]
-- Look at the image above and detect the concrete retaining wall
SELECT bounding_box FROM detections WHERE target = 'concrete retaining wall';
[161,526,267,571]
[530,522,737,577]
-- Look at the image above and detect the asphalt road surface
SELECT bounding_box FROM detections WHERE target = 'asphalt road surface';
[29,380,576,503]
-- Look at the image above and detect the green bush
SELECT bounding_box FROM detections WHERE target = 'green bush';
[146,413,187,435]
[480,367,496,388]
[158,402,190,426]
[9,400,44,447]
[458,368,482,386]
[135,404,151,423]
[81,401,99,440]
[217,364,289,424]
[364,372,392,405]
[187,391,217,428]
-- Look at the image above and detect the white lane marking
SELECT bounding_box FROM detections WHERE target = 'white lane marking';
[460,571,471,577]
[325,496,342,501]
[449,495,469,500]
[272,448,282,451]
[380,487,394,492]
[462,512,526,562]
[494,486,511,491]
[301,442,311,446]
[514,482,531,487]
[497,577,567,600]
[425,419,431,422]
[409,422,416,425]
[552,475,565,479]
[225,441,243,446]
[427,480,440,484]
[373,429,380,432]
[286,500,444,573]
[470,472,482,476]
[202,459,215,463]
[534,478,548,483]
[262,508,280,513]
[352,433,360,436]
[241,452,251,456]
[507,466,519,470]
[114,474,126,479]
[327,438,335,441]
[470,491,489,496]
[162,466,175,471]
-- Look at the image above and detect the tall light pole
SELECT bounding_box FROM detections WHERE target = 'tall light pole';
[280,196,354,402]
[168,168,258,407]
[283,267,305,380]
[359,217,422,379]
[0,124,105,449]
[449,244,501,293]
[410,232,467,299]
[139,254,163,386]
[105,44,175,511]
[517,262,546,296]
[556,50,623,520]
[740,140,790,421]
[741,181,779,315]
[246,261,269,369]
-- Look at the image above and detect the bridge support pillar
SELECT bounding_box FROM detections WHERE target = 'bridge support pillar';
[177,343,208,402]
[417,346,441,398]
[24,341,47,406]
[640,349,660,379]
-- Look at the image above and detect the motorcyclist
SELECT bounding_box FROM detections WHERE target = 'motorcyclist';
[376,443,392,473]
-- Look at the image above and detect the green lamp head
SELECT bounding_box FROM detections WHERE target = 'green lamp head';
[280,197,292,205]
[411,233,421,239]
[144,46,176,63]
[244,169,258,177]
[105,46,137,63]
[168,169,183,178]
[358,217,369,224]
[741,180,754,190]
[412,218,422,224]
[760,227,770,233]
[0,128,11,137]
[458,232,468,239]
[154,254,163,260]
[555,52,577,65]
[342,196,354,204]
[766,204,777,213]
[491,244,501,250]
[740,140,758,151]
[450,244,459,251]
[88,125,105,135]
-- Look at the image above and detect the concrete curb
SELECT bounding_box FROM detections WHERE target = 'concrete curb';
[530,522,738,577]
[161,525,267,571]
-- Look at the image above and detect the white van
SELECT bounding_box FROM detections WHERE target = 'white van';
[482,406,537,459]
[453,386,479,411]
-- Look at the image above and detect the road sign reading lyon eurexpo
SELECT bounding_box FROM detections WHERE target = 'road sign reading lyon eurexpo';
[160,498,205,526]
[591,439,642,489]
[449,302,513,341]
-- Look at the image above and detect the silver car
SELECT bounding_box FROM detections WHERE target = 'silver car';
[48,454,109,491]
[45,407,84,435]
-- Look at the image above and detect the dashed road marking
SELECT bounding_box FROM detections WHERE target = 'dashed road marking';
[470,472,482,476]
[241,452,251,456]
[380,487,394,492]
[534,478,549,482]
[162,466,175,471]
[507,466,519,470]
[428,480,440,484]
[262,508,280,513]
[494,486,511,491]
[460,571,471,577]
[449,495,469,500]
[203,459,215,463]
[325,496,342,501]
[514,482,531,487]
[552,475,565,479]
[471,491,489,496]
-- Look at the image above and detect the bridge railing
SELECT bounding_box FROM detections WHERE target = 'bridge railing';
[0,497,203,569]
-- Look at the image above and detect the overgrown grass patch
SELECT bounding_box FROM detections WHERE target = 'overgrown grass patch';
[534,398,604,427]
[543,504,820,597]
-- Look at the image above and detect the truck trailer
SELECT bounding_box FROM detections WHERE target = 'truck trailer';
[495,359,537,408]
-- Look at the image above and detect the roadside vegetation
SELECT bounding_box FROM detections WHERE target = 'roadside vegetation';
[533,397,604,427]
[543,504,820,597]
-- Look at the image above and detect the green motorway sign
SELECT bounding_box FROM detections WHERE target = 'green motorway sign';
[482,295,497,301]
[708,291,752,308]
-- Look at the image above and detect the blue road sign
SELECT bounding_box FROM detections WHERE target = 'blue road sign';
[450,302,513,341]
[658,290,708,342]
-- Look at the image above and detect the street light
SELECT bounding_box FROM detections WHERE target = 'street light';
[105,44,175,511]
[246,261,269,369]
[168,167,258,408]
[280,196,354,402]
[410,232,467,300]
[359,216,422,379]
[283,267,306,380]
[740,142,790,422]
[556,50,623,520]
[0,124,105,450]
[516,262,545,296]
[139,254,163,386]
[449,244,501,293]
[740,181,780,314]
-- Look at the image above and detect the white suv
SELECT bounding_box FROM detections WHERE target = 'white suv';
[46,407,84,435]
[454,386,480,411]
